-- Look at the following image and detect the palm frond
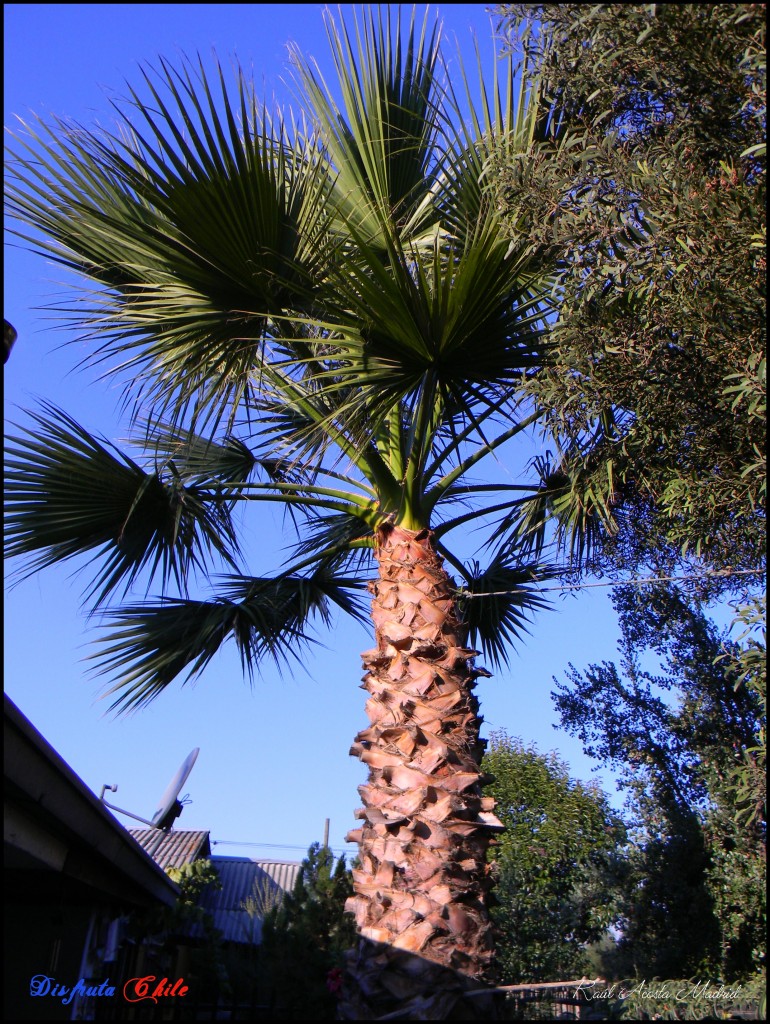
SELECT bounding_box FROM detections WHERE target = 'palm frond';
[138,418,260,486]
[550,465,621,568]
[94,564,369,712]
[4,403,240,605]
[289,509,376,561]
[434,30,547,243]
[294,6,441,246]
[5,56,338,432]
[302,227,551,441]
[486,451,620,567]
[456,552,554,668]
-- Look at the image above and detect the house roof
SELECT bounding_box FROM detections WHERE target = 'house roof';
[128,828,211,869]
[200,857,302,943]
[4,695,179,908]
[126,826,303,945]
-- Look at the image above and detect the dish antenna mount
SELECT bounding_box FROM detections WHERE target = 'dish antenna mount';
[100,748,199,831]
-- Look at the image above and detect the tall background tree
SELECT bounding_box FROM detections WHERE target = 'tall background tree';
[482,732,627,984]
[489,0,766,992]
[260,843,356,1020]
[4,7,570,1018]
[554,587,766,981]
[492,2,765,581]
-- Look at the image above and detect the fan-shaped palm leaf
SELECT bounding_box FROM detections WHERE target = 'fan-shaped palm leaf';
[6,58,338,432]
[95,564,368,712]
[457,551,554,668]
[137,418,261,486]
[294,6,441,245]
[4,402,240,605]
[493,450,620,567]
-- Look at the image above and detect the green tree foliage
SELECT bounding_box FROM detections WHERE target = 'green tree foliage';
[492,3,766,579]
[553,588,766,980]
[131,857,222,937]
[260,844,356,1020]
[166,859,232,1002]
[127,859,231,1006]
[482,731,628,983]
[168,857,223,908]
[490,6,767,987]
[717,598,767,831]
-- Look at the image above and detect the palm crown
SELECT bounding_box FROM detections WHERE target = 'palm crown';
[6,7,567,1009]
[6,8,557,704]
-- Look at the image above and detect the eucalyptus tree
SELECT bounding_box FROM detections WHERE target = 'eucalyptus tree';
[492,3,766,581]
[5,7,559,1016]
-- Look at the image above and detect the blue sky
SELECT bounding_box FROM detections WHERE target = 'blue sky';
[3,3,630,860]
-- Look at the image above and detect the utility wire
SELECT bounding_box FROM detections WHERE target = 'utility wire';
[458,567,765,598]
[211,838,352,856]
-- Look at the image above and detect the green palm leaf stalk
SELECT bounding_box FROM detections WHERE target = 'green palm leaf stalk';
[4,7,583,1017]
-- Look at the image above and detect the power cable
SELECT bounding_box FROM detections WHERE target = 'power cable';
[211,838,352,856]
[458,567,765,598]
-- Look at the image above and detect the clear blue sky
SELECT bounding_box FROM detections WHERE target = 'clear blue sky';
[4,3,629,860]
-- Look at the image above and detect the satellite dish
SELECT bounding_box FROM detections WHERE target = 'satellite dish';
[100,747,200,831]
[151,748,200,830]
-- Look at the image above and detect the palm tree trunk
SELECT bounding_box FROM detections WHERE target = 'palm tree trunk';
[341,523,502,1019]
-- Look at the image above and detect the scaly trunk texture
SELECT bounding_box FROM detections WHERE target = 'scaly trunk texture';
[340,524,502,1020]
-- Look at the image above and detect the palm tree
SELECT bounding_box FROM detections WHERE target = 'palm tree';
[5,7,565,1017]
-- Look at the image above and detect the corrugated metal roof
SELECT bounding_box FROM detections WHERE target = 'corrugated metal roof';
[127,829,211,869]
[124,831,302,945]
[200,857,302,944]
